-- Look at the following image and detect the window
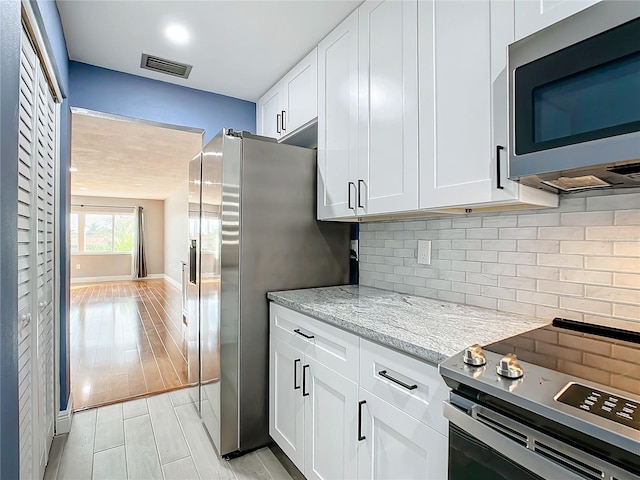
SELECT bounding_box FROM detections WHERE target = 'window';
[71,210,135,254]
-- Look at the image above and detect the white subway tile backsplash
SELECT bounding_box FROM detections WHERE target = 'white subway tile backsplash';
[613,242,640,257]
[359,190,640,325]
[466,227,499,239]
[614,209,640,225]
[451,260,482,272]
[516,265,559,280]
[560,241,612,255]
[498,252,536,265]
[538,227,585,241]
[499,227,537,240]
[517,290,559,307]
[466,250,498,262]
[466,294,497,309]
[586,192,640,211]
[537,280,584,296]
[560,297,612,316]
[465,273,498,286]
[482,263,517,276]
[585,285,640,305]
[537,253,584,268]
[560,211,613,226]
[499,275,536,291]
[585,256,640,273]
[482,215,518,228]
[560,269,612,286]
[613,273,640,289]
[517,212,560,227]
[517,240,560,253]
[586,226,640,241]
[481,239,517,251]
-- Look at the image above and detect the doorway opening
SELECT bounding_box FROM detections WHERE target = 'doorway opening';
[68,109,203,410]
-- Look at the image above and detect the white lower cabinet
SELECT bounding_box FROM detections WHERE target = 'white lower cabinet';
[270,336,305,470]
[270,304,450,479]
[357,389,448,480]
[304,356,359,480]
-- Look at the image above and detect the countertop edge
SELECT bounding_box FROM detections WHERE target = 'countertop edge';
[267,293,447,365]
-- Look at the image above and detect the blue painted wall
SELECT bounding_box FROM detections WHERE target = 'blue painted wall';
[69,62,256,143]
[0,2,22,477]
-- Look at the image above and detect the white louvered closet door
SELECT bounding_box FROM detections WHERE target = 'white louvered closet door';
[18,25,57,480]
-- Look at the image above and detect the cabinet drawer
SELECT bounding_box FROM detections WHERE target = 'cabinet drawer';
[359,339,449,436]
[270,303,359,382]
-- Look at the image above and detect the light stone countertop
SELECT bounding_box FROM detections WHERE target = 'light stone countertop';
[267,285,550,365]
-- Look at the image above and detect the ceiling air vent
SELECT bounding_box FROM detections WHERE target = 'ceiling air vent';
[140,54,192,79]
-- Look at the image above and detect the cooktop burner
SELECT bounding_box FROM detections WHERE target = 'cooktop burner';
[484,318,640,396]
[439,318,640,457]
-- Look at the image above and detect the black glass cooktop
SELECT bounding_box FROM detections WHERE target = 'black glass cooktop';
[484,318,640,397]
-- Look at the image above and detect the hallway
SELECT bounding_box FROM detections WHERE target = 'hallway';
[71,279,191,410]
[44,389,295,480]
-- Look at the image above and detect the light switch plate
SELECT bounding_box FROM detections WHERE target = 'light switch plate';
[417,240,431,265]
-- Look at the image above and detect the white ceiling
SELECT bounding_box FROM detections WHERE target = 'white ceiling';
[71,112,203,200]
[56,0,361,102]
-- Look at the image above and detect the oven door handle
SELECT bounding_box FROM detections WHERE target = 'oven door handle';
[443,401,585,480]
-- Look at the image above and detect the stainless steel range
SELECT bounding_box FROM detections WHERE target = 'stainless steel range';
[439,318,640,480]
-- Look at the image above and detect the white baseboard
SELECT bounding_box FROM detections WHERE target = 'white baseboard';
[164,274,181,290]
[71,273,164,284]
[56,393,73,435]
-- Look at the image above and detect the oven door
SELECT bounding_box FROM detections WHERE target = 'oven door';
[443,399,638,480]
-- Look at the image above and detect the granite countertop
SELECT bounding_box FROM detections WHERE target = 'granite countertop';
[267,285,549,365]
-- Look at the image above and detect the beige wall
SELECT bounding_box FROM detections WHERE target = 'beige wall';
[359,189,640,330]
[164,184,189,285]
[71,195,164,279]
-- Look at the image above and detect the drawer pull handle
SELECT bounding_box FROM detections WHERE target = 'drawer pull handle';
[294,359,301,390]
[378,370,417,391]
[294,328,314,339]
[358,400,366,441]
[302,365,310,397]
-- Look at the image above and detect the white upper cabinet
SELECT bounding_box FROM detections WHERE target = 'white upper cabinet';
[257,83,283,139]
[317,10,360,220]
[282,48,318,135]
[257,48,318,140]
[418,0,557,211]
[515,0,602,41]
[358,0,419,216]
[318,1,419,220]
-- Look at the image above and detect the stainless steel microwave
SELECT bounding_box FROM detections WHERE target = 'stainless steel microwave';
[508,1,640,192]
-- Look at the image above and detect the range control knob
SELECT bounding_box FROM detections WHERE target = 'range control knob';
[497,353,524,379]
[463,344,487,366]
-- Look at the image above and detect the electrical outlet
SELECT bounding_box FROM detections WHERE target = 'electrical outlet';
[417,240,431,265]
[76,264,80,270]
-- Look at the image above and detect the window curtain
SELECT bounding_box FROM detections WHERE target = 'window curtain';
[132,206,147,278]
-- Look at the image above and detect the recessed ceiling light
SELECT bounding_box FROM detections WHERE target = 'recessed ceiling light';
[70,167,78,172]
[164,23,190,45]
[79,187,88,191]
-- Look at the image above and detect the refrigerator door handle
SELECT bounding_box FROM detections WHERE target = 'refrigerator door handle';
[189,240,197,284]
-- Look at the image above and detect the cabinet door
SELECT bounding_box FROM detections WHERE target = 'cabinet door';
[419,0,517,209]
[304,356,358,480]
[317,9,359,220]
[270,336,305,471]
[358,0,418,215]
[515,0,602,41]
[357,390,448,480]
[257,83,283,139]
[282,48,318,136]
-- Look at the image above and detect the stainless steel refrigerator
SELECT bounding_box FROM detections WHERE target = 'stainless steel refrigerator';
[187,129,350,458]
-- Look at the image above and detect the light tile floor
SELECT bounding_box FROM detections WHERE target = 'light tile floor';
[44,389,295,480]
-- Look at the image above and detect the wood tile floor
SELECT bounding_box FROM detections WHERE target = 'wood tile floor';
[44,389,295,480]
[71,279,191,410]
